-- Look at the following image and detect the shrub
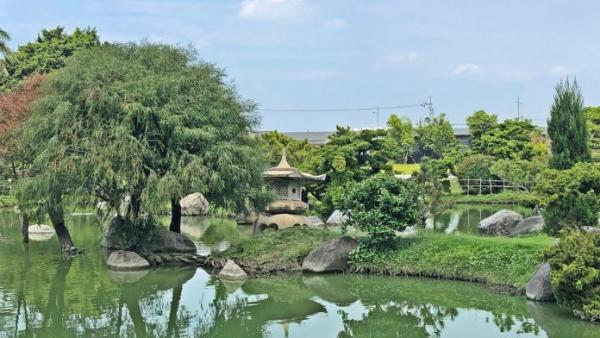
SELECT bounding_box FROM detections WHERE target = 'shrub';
[543,192,600,236]
[490,159,545,191]
[453,154,497,194]
[535,163,600,234]
[341,173,423,247]
[545,230,600,321]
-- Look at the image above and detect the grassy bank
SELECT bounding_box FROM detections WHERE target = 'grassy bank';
[392,163,420,175]
[218,227,554,290]
[217,227,337,274]
[0,195,16,207]
[442,192,541,207]
[351,232,555,289]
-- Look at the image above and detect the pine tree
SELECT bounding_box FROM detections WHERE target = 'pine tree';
[548,78,591,169]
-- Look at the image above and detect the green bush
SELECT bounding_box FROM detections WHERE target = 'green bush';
[545,230,600,321]
[341,173,423,247]
[543,192,600,236]
[453,154,497,194]
[535,163,600,234]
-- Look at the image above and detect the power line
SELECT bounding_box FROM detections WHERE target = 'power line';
[258,103,425,113]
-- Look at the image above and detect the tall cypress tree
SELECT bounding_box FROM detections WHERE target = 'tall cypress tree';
[548,78,591,169]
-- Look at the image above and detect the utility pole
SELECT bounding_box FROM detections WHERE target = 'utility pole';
[373,106,380,129]
[516,96,522,120]
[422,96,434,121]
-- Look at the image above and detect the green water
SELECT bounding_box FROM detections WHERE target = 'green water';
[430,204,534,235]
[0,210,598,338]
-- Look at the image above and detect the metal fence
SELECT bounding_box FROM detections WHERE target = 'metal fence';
[457,178,529,195]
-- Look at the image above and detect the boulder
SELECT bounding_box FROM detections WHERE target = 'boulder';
[144,230,197,253]
[180,193,209,216]
[106,250,150,270]
[479,209,523,236]
[326,210,348,226]
[510,215,545,237]
[302,236,358,273]
[218,259,247,280]
[526,262,555,301]
[306,216,325,227]
[102,217,196,253]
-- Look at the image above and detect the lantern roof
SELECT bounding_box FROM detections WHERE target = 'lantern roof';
[263,149,326,184]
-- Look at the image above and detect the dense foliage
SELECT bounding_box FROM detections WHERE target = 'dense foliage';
[257,130,316,172]
[14,43,268,249]
[585,106,600,162]
[454,154,497,194]
[534,163,600,235]
[415,113,458,159]
[0,28,9,73]
[478,119,545,160]
[547,79,591,169]
[341,173,423,246]
[490,159,544,192]
[545,230,600,321]
[466,110,497,151]
[384,114,415,163]
[0,27,99,91]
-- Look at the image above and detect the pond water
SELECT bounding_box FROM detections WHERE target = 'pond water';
[429,204,534,235]
[0,209,598,338]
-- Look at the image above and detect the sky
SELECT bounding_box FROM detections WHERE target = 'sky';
[2,0,600,131]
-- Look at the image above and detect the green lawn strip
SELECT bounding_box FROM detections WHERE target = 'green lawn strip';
[217,227,337,273]
[392,163,421,175]
[442,192,541,207]
[351,232,554,289]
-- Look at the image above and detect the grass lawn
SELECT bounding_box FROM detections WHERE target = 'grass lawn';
[350,231,555,288]
[217,227,337,274]
[392,163,420,175]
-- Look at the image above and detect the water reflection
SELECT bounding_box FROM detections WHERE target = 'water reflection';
[1,210,599,338]
[429,204,534,235]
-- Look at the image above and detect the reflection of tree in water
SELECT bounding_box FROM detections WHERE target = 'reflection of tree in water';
[337,303,456,338]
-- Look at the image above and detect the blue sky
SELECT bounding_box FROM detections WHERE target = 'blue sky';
[2,0,600,131]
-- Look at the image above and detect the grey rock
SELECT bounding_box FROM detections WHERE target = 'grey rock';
[218,259,248,280]
[302,236,358,273]
[582,226,600,234]
[306,215,325,227]
[144,230,197,253]
[510,215,545,237]
[326,210,348,226]
[479,209,523,236]
[180,193,209,216]
[526,262,555,301]
[106,250,150,271]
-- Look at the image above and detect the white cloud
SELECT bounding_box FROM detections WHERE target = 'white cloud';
[239,0,305,20]
[550,65,576,76]
[373,51,419,69]
[322,18,346,30]
[453,63,482,76]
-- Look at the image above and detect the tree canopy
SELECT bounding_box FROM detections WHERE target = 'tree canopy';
[477,119,545,160]
[548,78,591,169]
[0,26,99,91]
[584,106,600,162]
[15,43,268,249]
[466,110,497,151]
[384,114,415,163]
[415,114,458,159]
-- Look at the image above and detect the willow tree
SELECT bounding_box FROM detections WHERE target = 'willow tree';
[548,78,591,169]
[16,43,269,251]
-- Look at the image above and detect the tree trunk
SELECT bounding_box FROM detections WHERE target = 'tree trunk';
[47,192,75,253]
[166,286,182,337]
[20,210,29,244]
[169,198,181,233]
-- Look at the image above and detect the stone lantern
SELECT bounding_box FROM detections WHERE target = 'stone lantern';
[253,149,326,233]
